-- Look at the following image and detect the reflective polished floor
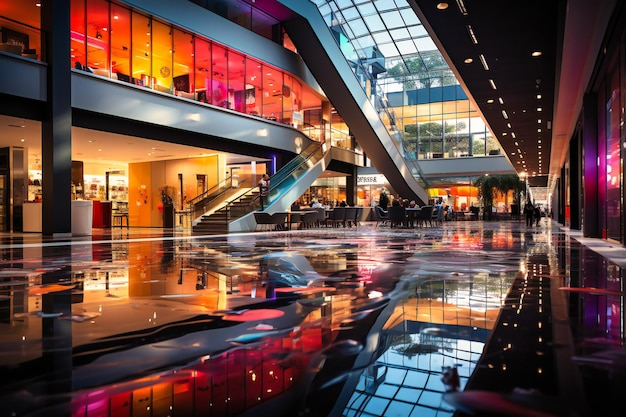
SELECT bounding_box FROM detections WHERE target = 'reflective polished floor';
[0,219,624,417]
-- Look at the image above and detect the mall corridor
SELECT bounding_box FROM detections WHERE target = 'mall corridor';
[0,219,623,417]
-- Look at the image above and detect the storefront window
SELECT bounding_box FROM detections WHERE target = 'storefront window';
[194,38,211,103]
[606,67,621,241]
[85,0,109,73]
[67,1,328,142]
[173,28,193,96]
[211,44,228,107]
[245,58,263,116]
[151,19,173,92]
[262,64,282,121]
[131,12,151,85]
[70,0,86,69]
[228,50,246,113]
[283,73,294,127]
[110,4,130,79]
[291,78,303,129]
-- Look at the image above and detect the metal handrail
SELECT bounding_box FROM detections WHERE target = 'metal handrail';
[222,141,326,221]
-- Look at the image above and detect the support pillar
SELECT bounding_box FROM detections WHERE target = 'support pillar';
[41,0,72,236]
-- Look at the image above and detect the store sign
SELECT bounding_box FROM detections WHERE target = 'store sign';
[357,175,385,185]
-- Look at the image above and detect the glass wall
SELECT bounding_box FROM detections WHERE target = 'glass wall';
[0,3,42,61]
[380,74,499,160]
[605,58,621,241]
[64,0,325,141]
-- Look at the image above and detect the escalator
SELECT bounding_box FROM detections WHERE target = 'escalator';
[192,140,331,234]
[277,0,430,204]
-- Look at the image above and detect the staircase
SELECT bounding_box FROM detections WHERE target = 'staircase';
[192,189,259,235]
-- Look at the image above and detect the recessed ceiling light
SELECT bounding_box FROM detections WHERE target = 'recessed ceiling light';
[437,2,449,10]
[498,97,504,104]
[536,94,542,99]
[487,99,494,104]
[531,51,542,57]
[488,79,497,90]
[464,58,473,64]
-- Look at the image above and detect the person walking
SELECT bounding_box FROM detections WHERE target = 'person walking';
[258,173,269,210]
[525,202,534,227]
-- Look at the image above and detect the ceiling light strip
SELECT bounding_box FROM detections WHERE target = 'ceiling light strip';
[456,0,468,15]
[479,54,489,70]
[466,25,478,44]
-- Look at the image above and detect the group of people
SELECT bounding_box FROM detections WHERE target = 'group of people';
[524,202,542,226]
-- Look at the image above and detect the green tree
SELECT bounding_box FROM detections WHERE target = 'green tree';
[474,174,524,220]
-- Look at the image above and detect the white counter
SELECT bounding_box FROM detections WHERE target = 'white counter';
[23,202,42,232]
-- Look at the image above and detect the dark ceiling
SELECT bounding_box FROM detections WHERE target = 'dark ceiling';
[409,0,618,188]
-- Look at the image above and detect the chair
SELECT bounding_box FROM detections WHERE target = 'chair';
[375,206,389,227]
[286,212,302,230]
[270,212,288,230]
[314,208,327,227]
[326,207,346,227]
[254,212,273,231]
[417,205,433,227]
[344,207,357,227]
[388,206,407,228]
[301,211,318,229]
[353,206,363,227]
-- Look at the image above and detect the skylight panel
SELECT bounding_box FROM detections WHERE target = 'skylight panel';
[353,34,375,49]
[377,42,400,58]
[356,2,377,16]
[340,6,359,20]
[407,25,428,38]
[374,0,402,12]
[414,36,437,52]
[395,39,418,55]
[372,31,393,44]
[389,27,411,40]
[347,19,369,38]
[335,0,353,9]
[399,7,420,25]
[379,10,405,29]
[363,14,385,32]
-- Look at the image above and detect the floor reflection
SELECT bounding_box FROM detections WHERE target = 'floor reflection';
[0,221,624,416]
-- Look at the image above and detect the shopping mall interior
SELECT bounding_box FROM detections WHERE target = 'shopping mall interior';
[0,1,625,416]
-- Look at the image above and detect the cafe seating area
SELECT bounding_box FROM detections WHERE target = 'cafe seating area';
[253,207,364,231]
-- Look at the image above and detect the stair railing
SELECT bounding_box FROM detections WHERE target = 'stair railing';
[188,174,249,220]
[224,141,326,221]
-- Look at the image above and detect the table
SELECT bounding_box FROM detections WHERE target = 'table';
[276,211,308,230]
[405,207,421,228]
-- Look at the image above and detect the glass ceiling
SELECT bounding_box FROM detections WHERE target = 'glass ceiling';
[311,0,444,73]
